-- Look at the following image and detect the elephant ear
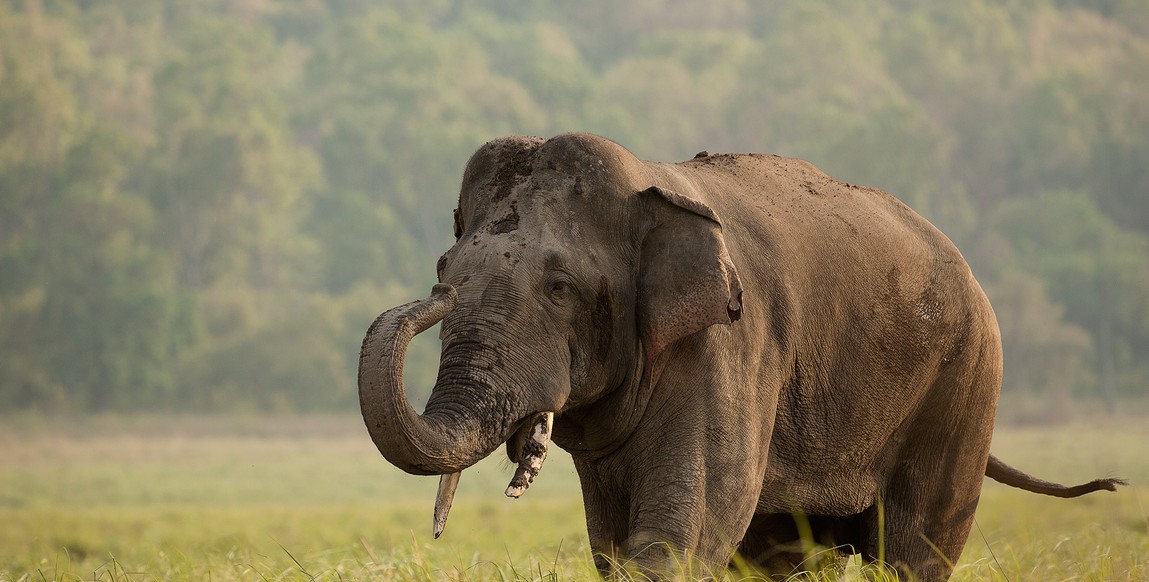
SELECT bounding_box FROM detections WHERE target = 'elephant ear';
[637,185,743,365]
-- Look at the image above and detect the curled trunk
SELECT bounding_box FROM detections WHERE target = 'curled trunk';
[360,283,562,540]
[359,284,493,475]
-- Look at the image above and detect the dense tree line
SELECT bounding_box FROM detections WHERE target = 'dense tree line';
[2,0,1146,413]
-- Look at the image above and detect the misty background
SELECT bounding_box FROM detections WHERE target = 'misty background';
[2,0,1147,419]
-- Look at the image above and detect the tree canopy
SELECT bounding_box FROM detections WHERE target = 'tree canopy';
[2,0,1147,413]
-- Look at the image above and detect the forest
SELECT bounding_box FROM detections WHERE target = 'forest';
[2,0,1147,414]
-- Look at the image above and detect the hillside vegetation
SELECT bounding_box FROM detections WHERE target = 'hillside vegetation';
[2,0,1147,412]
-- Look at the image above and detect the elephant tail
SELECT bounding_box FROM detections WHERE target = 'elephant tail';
[985,454,1126,498]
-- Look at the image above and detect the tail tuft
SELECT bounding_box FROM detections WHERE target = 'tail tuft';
[1094,477,1128,492]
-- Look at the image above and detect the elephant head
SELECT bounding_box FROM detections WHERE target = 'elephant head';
[358,134,743,519]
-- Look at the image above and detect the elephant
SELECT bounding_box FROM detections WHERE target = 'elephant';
[358,133,1123,580]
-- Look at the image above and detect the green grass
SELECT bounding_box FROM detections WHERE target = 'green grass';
[0,414,1145,581]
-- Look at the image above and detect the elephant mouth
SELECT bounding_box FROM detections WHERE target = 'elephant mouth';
[432,410,555,538]
[505,412,538,464]
[503,411,555,497]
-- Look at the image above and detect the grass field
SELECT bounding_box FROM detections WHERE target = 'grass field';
[1,414,1145,581]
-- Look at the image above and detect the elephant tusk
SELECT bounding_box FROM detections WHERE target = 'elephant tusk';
[505,412,554,498]
[432,471,461,539]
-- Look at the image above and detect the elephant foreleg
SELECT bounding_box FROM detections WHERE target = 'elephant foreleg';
[620,451,763,578]
[574,460,630,577]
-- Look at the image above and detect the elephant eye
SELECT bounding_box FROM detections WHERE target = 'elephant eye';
[453,208,463,240]
[546,276,574,304]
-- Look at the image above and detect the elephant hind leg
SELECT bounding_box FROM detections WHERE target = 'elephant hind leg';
[851,325,1000,580]
[853,491,980,582]
[857,419,992,580]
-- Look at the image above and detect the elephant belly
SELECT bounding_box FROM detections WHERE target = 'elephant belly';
[756,467,878,516]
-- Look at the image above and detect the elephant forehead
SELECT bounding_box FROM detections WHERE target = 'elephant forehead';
[451,210,603,281]
[474,187,593,240]
[455,173,635,278]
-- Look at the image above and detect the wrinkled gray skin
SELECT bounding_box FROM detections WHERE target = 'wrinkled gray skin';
[359,133,1123,581]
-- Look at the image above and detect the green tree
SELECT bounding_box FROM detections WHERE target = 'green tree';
[989,191,1149,405]
[142,14,321,290]
[298,7,543,294]
[0,3,188,410]
[985,271,1094,406]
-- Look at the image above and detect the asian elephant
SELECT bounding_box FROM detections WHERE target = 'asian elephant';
[358,133,1123,580]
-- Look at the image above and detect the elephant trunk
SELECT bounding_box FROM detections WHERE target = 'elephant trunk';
[359,284,484,475]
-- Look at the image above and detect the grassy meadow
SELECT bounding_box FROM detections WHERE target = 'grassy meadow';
[1,414,1145,581]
